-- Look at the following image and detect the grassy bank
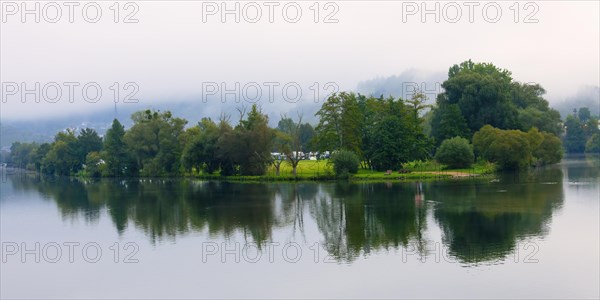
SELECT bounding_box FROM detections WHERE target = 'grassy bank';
[194,160,495,182]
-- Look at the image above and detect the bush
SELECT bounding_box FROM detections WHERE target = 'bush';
[533,132,563,165]
[473,125,532,170]
[330,150,360,178]
[435,137,474,168]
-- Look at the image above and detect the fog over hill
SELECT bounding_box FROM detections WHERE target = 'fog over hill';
[2,74,599,148]
[1,71,598,148]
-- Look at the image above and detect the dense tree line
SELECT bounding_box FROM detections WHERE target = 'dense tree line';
[473,126,563,170]
[5,105,311,177]
[314,92,431,171]
[430,60,563,146]
[4,60,595,176]
[563,107,600,153]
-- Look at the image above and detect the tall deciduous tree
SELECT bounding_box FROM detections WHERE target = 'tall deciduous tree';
[77,128,103,164]
[103,119,132,176]
[124,110,187,176]
[564,115,586,153]
[315,93,344,151]
[430,103,470,146]
[279,113,304,176]
[436,60,518,133]
[218,105,273,176]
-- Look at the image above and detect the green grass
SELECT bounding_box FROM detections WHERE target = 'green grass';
[266,160,333,177]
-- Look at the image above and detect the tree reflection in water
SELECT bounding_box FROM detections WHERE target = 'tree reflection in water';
[9,166,565,264]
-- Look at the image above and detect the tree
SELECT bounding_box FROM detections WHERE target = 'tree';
[124,110,187,176]
[586,133,600,153]
[564,115,586,153]
[299,123,315,152]
[314,92,362,152]
[578,107,591,123]
[215,116,236,176]
[76,128,103,163]
[511,82,563,135]
[181,126,202,174]
[430,103,470,146]
[270,131,290,176]
[104,119,133,177]
[9,142,37,169]
[405,92,433,160]
[517,106,563,136]
[315,93,343,151]
[473,125,532,170]
[435,137,474,168]
[339,93,363,155]
[364,96,431,171]
[31,143,51,172]
[534,132,563,165]
[43,130,80,175]
[181,118,222,175]
[279,113,304,176]
[85,151,104,177]
[330,150,359,178]
[439,60,518,132]
[217,105,273,176]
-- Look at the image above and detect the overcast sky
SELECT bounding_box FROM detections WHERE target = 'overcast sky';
[1,1,599,121]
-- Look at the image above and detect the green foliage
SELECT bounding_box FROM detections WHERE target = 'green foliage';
[534,131,563,165]
[435,137,474,168]
[578,107,591,123]
[84,151,104,177]
[440,60,518,132]
[511,82,562,136]
[76,128,102,163]
[586,133,600,153]
[42,130,80,175]
[473,125,563,170]
[430,103,470,146]
[103,119,134,177]
[517,106,563,136]
[564,115,587,153]
[432,61,563,144]
[330,150,359,178]
[314,92,362,153]
[9,61,575,178]
[563,109,599,154]
[369,112,408,170]
[8,141,38,169]
[299,123,315,152]
[31,143,51,172]
[181,118,221,174]
[484,130,530,170]
[124,110,187,176]
[277,114,306,176]
[216,105,274,176]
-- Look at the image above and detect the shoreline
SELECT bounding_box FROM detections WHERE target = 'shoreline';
[3,167,492,183]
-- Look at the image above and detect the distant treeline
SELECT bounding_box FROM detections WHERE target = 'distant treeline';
[3,60,599,177]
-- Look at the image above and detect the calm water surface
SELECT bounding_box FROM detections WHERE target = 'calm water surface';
[1,156,599,298]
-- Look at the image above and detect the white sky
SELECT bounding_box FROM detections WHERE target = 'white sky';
[1,1,599,121]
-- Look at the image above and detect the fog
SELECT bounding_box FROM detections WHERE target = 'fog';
[1,1,599,122]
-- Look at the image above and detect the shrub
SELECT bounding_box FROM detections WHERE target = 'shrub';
[533,132,563,165]
[435,137,474,168]
[330,150,360,178]
[473,125,532,170]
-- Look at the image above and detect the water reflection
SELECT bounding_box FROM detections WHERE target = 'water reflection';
[429,168,564,263]
[5,164,569,265]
